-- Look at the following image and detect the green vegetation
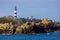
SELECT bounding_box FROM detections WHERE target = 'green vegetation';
[0,16,18,25]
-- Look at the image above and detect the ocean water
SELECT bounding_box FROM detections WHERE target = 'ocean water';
[0,32,60,40]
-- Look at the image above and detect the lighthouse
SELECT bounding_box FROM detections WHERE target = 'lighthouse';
[14,6,17,19]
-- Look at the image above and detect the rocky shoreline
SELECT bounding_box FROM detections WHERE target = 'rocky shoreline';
[0,16,60,34]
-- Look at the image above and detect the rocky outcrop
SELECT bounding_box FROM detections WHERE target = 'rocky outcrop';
[0,16,60,34]
[0,22,13,34]
[15,22,35,34]
[15,20,60,34]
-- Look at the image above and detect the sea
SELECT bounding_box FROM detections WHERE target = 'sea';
[0,32,60,40]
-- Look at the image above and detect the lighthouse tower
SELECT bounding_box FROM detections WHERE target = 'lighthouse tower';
[14,6,17,19]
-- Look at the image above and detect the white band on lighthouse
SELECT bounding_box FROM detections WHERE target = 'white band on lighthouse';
[14,11,17,13]
[14,14,17,16]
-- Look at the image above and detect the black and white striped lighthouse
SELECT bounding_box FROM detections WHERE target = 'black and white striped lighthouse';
[14,6,17,19]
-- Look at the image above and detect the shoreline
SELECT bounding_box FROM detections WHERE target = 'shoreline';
[0,16,60,34]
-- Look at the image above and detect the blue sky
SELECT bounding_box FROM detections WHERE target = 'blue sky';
[0,0,60,21]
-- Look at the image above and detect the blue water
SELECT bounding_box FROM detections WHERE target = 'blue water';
[0,32,60,40]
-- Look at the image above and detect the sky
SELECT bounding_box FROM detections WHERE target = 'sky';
[0,0,60,21]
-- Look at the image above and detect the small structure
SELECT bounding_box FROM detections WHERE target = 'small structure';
[29,16,33,20]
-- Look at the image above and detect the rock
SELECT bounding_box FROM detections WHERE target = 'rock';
[41,18,49,25]
[15,26,22,34]
[0,22,13,34]
[15,22,35,34]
